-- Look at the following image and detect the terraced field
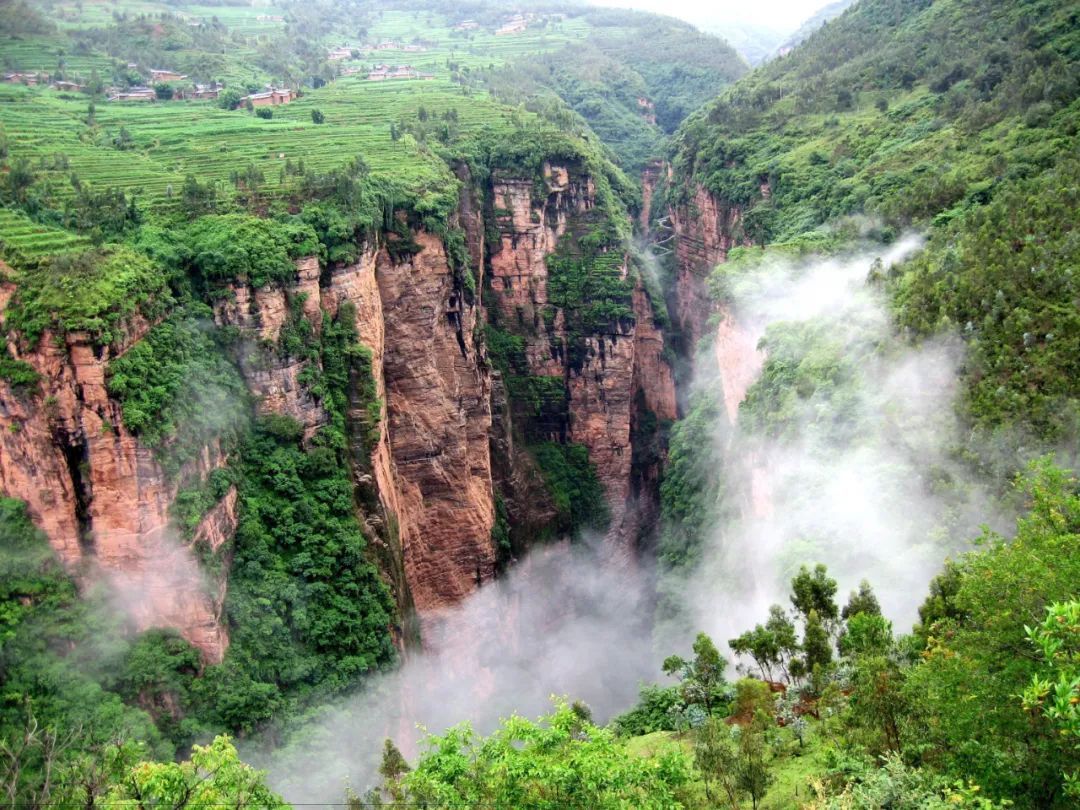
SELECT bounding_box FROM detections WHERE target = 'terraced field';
[0,0,616,235]
[181,5,288,36]
[0,77,524,212]
[339,10,593,76]
[0,208,89,258]
[0,36,114,76]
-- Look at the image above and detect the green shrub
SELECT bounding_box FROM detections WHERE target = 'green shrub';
[106,309,249,476]
[530,441,610,535]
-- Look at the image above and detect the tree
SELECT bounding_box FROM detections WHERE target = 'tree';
[255,107,273,119]
[153,83,173,100]
[803,609,832,675]
[2,158,35,203]
[218,88,242,110]
[839,612,893,657]
[86,69,103,96]
[377,739,410,803]
[103,736,287,808]
[311,108,325,124]
[848,652,906,754]
[791,564,839,626]
[694,716,740,808]
[730,625,781,681]
[1022,600,1080,798]
[902,459,1080,802]
[663,632,728,716]
[766,605,799,680]
[842,580,882,620]
[180,174,216,216]
[737,710,775,810]
[111,127,133,151]
[395,700,695,808]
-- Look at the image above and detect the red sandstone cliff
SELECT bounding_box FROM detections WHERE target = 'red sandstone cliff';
[215,234,496,636]
[1,160,679,658]
[487,164,677,557]
[0,277,230,663]
[671,183,754,351]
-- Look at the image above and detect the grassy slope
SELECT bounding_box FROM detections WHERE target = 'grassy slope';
[626,723,830,808]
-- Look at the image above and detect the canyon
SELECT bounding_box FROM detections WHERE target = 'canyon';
[0,161,685,661]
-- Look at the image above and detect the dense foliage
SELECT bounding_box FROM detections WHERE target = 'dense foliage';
[529,441,610,536]
[2,246,173,346]
[106,308,249,475]
[379,700,697,809]
[0,498,170,804]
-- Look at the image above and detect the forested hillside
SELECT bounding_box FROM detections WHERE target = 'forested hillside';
[647,0,1080,806]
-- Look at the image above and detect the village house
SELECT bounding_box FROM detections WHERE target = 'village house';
[366,64,433,81]
[150,69,187,83]
[3,72,42,86]
[107,86,156,101]
[453,20,479,31]
[256,14,284,21]
[328,46,355,61]
[372,41,427,53]
[52,80,85,92]
[191,83,220,100]
[496,15,528,35]
[243,87,294,106]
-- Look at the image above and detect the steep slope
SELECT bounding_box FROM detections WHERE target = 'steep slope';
[0,122,677,751]
[666,0,1080,436]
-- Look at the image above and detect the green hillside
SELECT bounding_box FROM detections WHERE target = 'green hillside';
[670,0,1080,439]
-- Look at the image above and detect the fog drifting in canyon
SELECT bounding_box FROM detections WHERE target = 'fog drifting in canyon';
[266,235,1012,800]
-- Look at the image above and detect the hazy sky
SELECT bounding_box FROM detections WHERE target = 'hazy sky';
[588,0,828,30]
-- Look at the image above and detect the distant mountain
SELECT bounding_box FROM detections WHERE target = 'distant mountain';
[773,0,855,58]
[699,0,855,66]
[697,21,787,66]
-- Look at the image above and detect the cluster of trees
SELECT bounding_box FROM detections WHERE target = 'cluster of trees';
[365,456,1078,809]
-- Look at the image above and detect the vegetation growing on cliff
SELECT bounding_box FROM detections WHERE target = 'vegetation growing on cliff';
[106,308,250,476]
[201,412,396,734]
[0,498,173,802]
[530,441,610,536]
[1,246,173,346]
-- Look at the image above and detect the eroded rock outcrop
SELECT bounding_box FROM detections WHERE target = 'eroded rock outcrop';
[487,164,677,555]
[0,288,229,663]
[216,235,496,632]
[671,184,753,351]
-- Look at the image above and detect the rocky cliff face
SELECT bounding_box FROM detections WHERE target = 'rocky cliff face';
[0,279,230,663]
[0,160,679,658]
[488,164,677,556]
[215,236,496,637]
[670,184,753,351]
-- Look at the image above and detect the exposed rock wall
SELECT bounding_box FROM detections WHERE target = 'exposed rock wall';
[671,184,753,351]
[1,160,679,657]
[487,165,677,556]
[639,160,663,231]
[217,235,496,633]
[374,232,496,619]
[0,284,229,663]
